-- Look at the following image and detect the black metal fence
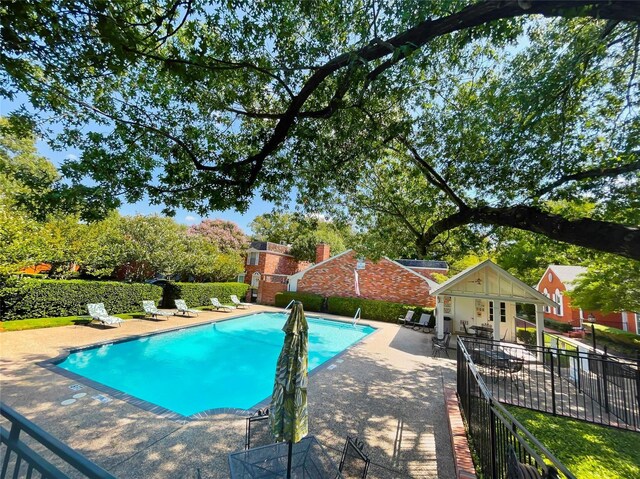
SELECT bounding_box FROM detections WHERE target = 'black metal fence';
[457,339,574,479]
[1,402,116,479]
[460,336,640,431]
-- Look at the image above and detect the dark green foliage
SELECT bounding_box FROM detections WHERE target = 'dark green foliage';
[327,296,432,323]
[163,281,249,308]
[593,325,640,354]
[274,292,324,312]
[516,328,537,346]
[544,317,573,332]
[0,278,162,320]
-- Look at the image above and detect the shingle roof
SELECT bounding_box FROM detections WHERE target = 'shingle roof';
[549,265,587,289]
[395,259,449,269]
[249,241,291,254]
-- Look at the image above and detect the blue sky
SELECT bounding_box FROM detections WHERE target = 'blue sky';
[1,96,278,234]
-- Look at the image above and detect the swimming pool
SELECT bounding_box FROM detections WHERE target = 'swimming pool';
[56,312,375,416]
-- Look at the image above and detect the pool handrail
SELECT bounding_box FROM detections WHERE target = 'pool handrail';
[352,308,361,327]
[0,402,116,479]
[284,300,295,311]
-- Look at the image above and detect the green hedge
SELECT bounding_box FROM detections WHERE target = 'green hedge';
[0,279,163,320]
[327,296,432,323]
[163,282,249,308]
[516,328,536,346]
[544,317,573,333]
[274,292,323,312]
[593,324,640,352]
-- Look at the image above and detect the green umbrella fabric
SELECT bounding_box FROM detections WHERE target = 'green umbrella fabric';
[270,301,309,444]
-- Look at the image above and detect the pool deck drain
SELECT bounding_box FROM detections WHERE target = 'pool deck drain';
[0,305,457,478]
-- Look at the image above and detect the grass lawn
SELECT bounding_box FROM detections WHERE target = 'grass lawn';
[509,407,640,479]
[0,313,145,332]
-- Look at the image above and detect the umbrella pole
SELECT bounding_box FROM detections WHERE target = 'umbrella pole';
[287,441,293,479]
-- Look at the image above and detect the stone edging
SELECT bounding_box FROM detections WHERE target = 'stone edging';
[444,386,477,479]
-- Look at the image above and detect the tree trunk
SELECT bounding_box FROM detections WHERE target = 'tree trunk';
[423,205,640,260]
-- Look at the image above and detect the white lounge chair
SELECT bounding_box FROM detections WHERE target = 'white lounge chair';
[174,299,200,317]
[230,294,251,309]
[142,300,172,320]
[87,303,124,327]
[397,310,415,327]
[211,297,234,312]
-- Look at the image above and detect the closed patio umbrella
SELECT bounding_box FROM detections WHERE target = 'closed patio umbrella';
[270,301,309,479]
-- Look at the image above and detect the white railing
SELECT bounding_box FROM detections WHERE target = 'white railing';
[284,300,295,311]
[352,308,361,327]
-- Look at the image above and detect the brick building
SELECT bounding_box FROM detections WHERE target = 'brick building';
[536,265,638,333]
[288,249,440,307]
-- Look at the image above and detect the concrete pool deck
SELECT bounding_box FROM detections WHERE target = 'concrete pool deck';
[0,306,457,478]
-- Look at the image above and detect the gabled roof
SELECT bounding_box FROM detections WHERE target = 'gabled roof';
[395,259,449,269]
[289,249,440,290]
[430,259,557,307]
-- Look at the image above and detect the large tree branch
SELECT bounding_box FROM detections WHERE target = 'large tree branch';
[536,158,640,197]
[240,0,640,188]
[422,205,640,260]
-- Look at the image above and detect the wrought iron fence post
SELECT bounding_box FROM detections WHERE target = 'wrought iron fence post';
[549,347,557,416]
[489,401,498,479]
[636,352,640,415]
[602,346,610,414]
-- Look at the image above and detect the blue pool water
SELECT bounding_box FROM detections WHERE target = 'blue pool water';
[57,313,375,416]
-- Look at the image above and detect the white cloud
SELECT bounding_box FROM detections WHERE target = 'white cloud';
[66,154,78,161]
[185,215,196,223]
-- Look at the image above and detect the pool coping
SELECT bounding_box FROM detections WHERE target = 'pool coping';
[41,311,380,422]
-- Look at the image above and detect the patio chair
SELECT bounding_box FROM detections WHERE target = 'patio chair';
[245,408,272,450]
[230,294,251,309]
[142,300,172,320]
[412,312,435,333]
[397,310,415,327]
[87,303,124,327]
[338,436,370,479]
[174,299,200,317]
[211,297,234,312]
[432,332,452,358]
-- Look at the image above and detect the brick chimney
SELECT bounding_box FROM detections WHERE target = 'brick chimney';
[315,243,330,264]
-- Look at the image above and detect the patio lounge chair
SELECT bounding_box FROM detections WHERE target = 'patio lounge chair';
[432,332,452,358]
[338,436,370,478]
[211,297,234,312]
[174,299,200,317]
[142,300,172,320]
[230,294,251,309]
[413,312,435,333]
[397,310,415,327]
[87,303,124,327]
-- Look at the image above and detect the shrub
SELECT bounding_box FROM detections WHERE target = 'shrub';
[593,324,640,353]
[327,296,432,323]
[274,292,323,312]
[516,328,536,346]
[544,317,573,333]
[0,278,163,320]
[163,281,249,308]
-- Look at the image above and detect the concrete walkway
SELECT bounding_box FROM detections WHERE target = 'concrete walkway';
[0,306,457,478]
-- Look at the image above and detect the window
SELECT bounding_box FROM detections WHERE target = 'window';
[356,258,365,270]
[554,289,563,317]
[489,301,506,322]
[237,273,246,283]
[247,252,259,266]
[548,272,553,282]
[251,272,261,288]
[543,288,550,313]
[636,313,640,336]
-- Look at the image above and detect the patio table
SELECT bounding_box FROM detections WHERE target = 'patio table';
[228,436,342,478]
[469,325,493,338]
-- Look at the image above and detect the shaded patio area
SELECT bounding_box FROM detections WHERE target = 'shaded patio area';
[0,307,457,478]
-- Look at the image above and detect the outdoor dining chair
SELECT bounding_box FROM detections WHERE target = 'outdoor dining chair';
[245,408,272,450]
[432,333,452,358]
[338,436,370,479]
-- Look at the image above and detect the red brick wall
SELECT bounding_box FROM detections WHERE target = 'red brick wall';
[296,251,434,307]
[245,251,302,285]
[537,269,623,329]
[257,280,287,305]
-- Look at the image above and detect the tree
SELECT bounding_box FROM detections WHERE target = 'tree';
[2,1,639,257]
[250,212,352,261]
[568,256,640,313]
[187,219,248,253]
